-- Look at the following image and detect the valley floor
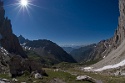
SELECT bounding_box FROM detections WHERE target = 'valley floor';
[1,66,125,83]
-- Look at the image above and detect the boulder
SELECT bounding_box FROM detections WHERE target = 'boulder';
[12,78,18,82]
[34,73,42,79]
[0,78,10,83]
[76,75,96,83]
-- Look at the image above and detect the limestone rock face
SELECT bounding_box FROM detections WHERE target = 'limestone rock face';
[91,0,125,69]
[115,0,125,43]
[89,0,125,61]
[112,0,125,47]
[0,1,27,58]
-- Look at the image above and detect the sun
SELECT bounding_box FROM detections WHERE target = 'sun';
[20,0,28,7]
[5,0,41,17]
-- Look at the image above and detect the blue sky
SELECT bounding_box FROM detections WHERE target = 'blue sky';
[4,0,119,45]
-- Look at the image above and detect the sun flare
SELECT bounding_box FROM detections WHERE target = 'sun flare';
[5,0,41,17]
[20,0,28,7]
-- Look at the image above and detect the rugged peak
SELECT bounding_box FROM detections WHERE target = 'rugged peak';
[119,0,125,16]
[0,1,27,58]
[18,35,26,44]
[19,35,24,38]
[119,0,125,30]
[114,0,125,45]
[18,35,29,44]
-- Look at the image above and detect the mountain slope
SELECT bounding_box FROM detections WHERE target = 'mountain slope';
[93,39,125,71]
[70,44,96,62]
[18,35,77,64]
[70,39,112,63]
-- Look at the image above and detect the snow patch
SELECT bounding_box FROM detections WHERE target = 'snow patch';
[23,46,32,50]
[28,47,31,50]
[20,43,26,46]
[94,59,125,71]
[103,56,106,58]
[84,67,93,71]
[83,59,125,72]
[76,75,89,80]
[0,47,9,56]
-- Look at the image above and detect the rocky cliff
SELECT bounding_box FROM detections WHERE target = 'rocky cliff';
[0,1,27,58]
[92,0,125,61]
[91,0,125,69]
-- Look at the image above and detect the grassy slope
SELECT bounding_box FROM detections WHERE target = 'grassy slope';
[68,68,125,83]
[1,67,125,83]
[0,69,90,83]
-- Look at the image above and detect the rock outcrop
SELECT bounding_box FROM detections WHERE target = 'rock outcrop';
[88,39,112,61]
[76,75,96,83]
[0,47,10,74]
[9,55,48,77]
[0,1,27,58]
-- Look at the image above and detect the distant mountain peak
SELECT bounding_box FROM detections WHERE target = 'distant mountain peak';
[18,35,29,44]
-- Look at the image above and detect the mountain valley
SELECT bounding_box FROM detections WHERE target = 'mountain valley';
[0,0,125,83]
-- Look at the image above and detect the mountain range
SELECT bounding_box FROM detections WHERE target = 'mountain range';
[18,35,76,65]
